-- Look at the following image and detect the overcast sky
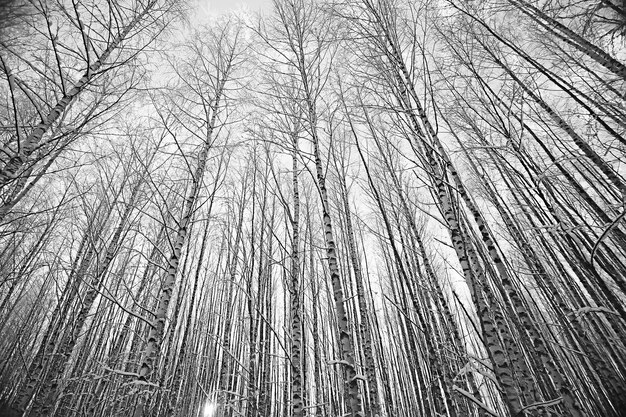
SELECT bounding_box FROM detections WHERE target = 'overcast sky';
[201,0,273,13]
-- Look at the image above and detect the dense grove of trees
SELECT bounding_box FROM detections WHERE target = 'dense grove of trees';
[0,0,625,416]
